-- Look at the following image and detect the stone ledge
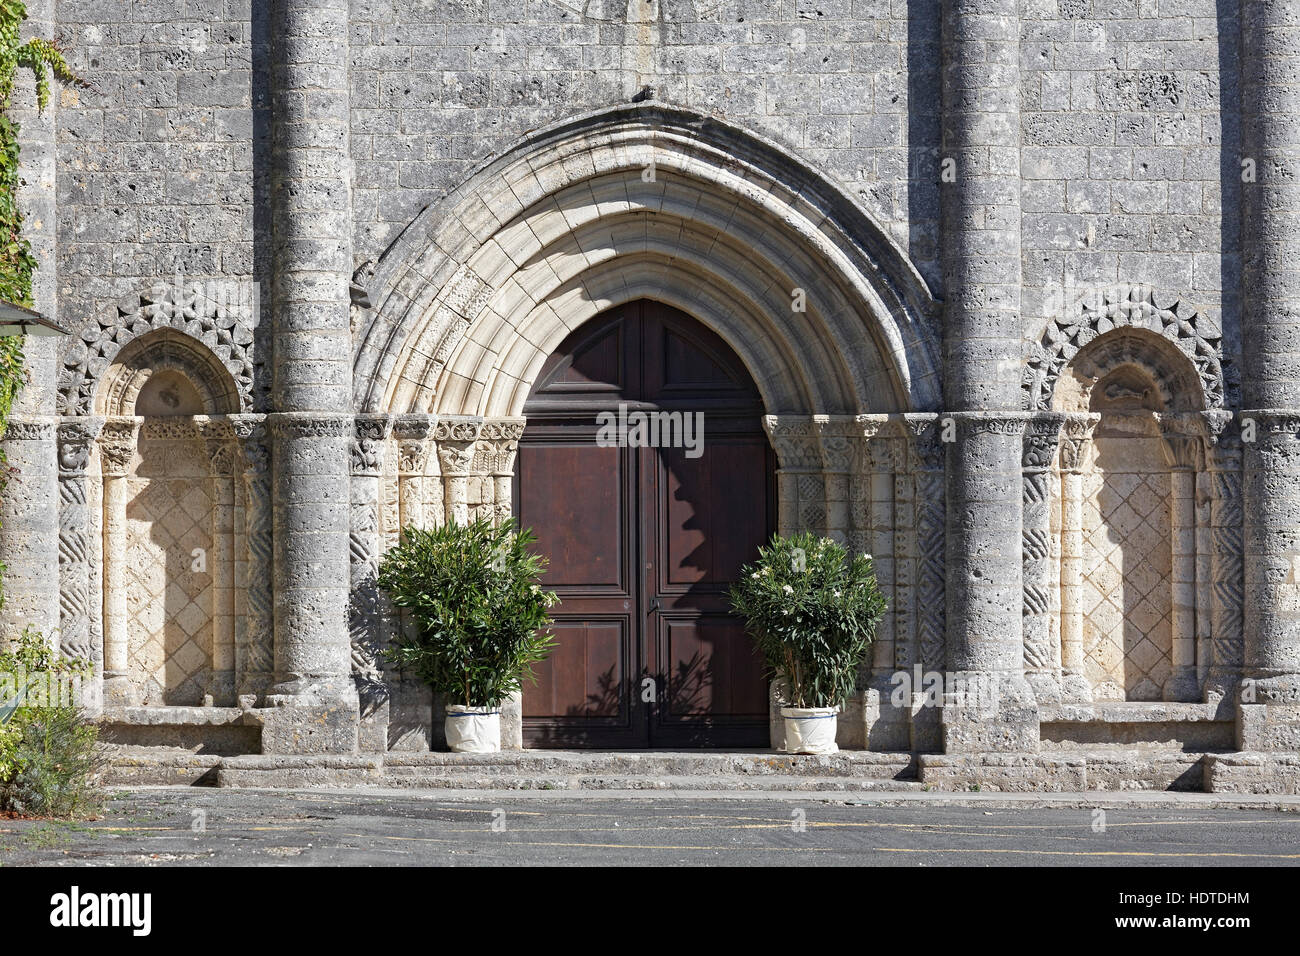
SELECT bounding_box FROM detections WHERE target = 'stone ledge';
[379,750,916,778]
[1038,702,1224,723]
[1204,752,1300,795]
[100,706,263,727]
[918,750,1215,792]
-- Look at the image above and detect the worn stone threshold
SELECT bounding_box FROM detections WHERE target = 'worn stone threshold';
[99,747,1300,794]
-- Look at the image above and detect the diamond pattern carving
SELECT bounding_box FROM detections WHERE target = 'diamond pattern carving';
[124,475,213,704]
[1078,439,1172,701]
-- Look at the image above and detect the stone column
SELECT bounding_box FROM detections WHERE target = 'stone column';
[477,417,526,749]
[393,415,435,532]
[0,0,60,644]
[55,418,102,675]
[1238,0,1300,747]
[763,416,825,536]
[1057,414,1096,702]
[904,413,944,751]
[1022,414,1064,702]
[943,414,1036,753]
[939,0,1032,752]
[435,417,483,528]
[479,418,525,526]
[263,0,357,750]
[231,415,273,701]
[351,413,391,752]
[860,417,908,750]
[816,416,856,545]
[1160,418,1202,702]
[204,422,238,705]
[388,414,436,750]
[97,418,140,707]
[1201,410,1244,702]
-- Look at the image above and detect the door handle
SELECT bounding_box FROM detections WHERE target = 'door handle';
[648,597,661,613]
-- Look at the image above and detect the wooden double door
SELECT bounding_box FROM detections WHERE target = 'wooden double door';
[516,300,774,748]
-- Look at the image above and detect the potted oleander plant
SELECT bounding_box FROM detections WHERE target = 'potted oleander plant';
[377,517,558,753]
[729,532,886,755]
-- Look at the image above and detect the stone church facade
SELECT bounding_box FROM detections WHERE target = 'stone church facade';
[0,0,1297,790]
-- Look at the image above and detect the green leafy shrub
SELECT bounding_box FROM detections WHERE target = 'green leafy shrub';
[0,628,102,818]
[377,517,558,708]
[728,532,887,709]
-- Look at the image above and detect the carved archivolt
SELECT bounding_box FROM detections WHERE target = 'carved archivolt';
[62,280,257,416]
[1025,284,1230,412]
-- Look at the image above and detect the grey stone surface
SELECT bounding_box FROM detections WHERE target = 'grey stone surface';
[0,0,1293,790]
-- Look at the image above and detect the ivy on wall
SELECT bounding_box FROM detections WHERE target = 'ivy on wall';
[0,0,79,610]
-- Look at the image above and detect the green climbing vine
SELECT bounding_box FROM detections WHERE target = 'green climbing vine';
[0,0,80,609]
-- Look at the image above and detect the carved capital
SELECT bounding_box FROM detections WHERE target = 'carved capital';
[229,413,269,476]
[1058,413,1100,473]
[1023,413,1066,471]
[434,416,483,477]
[1199,409,1241,471]
[351,414,392,476]
[902,413,944,472]
[98,417,141,477]
[815,415,858,473]
[1159,414,1204,470]
[478,417,526,476]
[763,416,822,470]
[57,417,104,476]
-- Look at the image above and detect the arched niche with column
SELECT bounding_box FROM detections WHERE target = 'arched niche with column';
[85,328,270,708]
[349,104,945,751]
[1024,291,1241,706]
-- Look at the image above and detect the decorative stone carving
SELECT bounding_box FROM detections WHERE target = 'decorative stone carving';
[436,417,483,527]
[903,414,945,675]
[1025,284,1231,412]
[1200,410,1244,695]
[1023,413,1065,700]
[230,414,273,694]
[476,418,525,524]
[56,417,103,664]
[60,279,258,416]
[352,414,392,477]
[98,418,141,477]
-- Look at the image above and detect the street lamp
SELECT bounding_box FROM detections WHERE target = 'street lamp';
[0,300,69,337]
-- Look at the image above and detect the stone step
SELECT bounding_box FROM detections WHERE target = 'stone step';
[103,750,921,789]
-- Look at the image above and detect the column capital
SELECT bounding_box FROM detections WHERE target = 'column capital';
[1057,413,1100,474]
[1158,414,1204,470]
[57,416,103,476]
[814,415,859,473]
[902,412,944,472]
[97,417,141,477]
[479,417,526,476]
[351,413,392,477]
[1022,412,1065,471]
[762,415,821,471]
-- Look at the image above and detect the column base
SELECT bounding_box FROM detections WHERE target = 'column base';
[260,700,360,755]
[1205,752,1300,794]
[1025,670,1062,703]
[102,673,138,707]
[861,679,912,751]
[940,672,1040,754]
[1060,672,1093,702]
[1237,701,1300,752]
[1162,667,1200,703]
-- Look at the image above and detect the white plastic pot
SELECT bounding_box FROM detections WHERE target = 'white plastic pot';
[444,705,501,753]
[781,706,839,755]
